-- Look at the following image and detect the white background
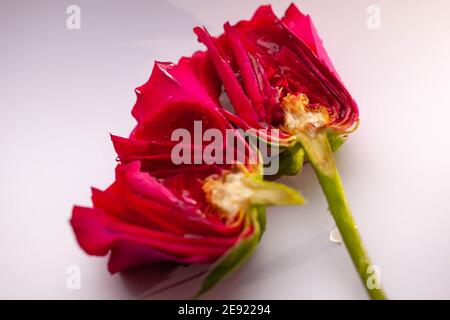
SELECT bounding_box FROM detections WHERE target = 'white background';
[1,0,450,299]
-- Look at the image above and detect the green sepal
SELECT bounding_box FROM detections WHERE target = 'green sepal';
[327,132,347,153]
[276,142,305,177]
[194,207,261,298]
[264,133,343,180]
[255,205,266,239]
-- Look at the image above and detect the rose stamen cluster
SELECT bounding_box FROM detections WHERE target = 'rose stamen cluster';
[281,93,330,137]
[203,170,255,221]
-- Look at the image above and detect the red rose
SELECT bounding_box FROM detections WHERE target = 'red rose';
[193,4,385,299]
[194,4,358,141]
[71,51,303,295]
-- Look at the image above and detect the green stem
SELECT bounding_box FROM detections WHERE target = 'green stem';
[298,132,386,300]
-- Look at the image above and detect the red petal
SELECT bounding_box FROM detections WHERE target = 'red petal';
[132,52,222,124]
[194,27,261,128]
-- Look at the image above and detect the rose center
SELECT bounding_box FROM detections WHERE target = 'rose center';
[203,171,254,220]
[281,93,329,137]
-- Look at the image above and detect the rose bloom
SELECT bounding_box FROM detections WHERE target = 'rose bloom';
[194,4,359,157]
[191,5,388,300]
[71,51,302,280]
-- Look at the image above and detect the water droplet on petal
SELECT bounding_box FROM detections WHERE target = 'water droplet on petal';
[329,227,342,244]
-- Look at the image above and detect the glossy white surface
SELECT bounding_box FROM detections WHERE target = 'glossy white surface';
[1,0,450,299]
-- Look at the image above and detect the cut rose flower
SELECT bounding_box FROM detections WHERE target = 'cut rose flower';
[194,4,386,299]
[72,161,299,272]
[71,51,304,296]
[194,4,359,134]
[71,3,387,300]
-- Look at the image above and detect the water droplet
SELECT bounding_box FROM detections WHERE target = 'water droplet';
[329,227,343,244]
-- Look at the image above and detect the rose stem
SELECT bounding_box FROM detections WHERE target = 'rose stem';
[298,132,387,300]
